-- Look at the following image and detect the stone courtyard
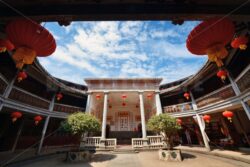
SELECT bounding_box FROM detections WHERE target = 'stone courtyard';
[22,151,250,167]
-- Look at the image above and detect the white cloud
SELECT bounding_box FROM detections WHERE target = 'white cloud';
[41,21,206,84]
[150,29,180,38]
[151,40,200,59]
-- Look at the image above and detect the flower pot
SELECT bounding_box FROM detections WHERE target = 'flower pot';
[158,149,182,161]
[66,150,93,162]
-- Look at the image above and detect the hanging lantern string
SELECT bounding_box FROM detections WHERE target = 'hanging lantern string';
[187,0,250,41]
[0,0,50,49]
[0,0,39,26]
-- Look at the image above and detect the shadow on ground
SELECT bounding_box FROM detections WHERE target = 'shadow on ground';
[91,153,116,162]
[181,153,196,160]
[56,153,117,167]
[4,153,117,167]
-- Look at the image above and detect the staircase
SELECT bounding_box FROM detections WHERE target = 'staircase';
[113,145,138,154]
[109,131,139,145]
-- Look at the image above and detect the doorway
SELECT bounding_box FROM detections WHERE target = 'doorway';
[119,116,129,131]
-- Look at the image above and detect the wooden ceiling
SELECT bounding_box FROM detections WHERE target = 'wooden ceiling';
[0,0,250,22]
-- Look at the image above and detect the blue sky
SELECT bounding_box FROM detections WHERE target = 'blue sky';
[38,21,207,85]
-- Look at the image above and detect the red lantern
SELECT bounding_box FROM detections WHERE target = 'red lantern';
[34,115,42,125]
[17,71,28,82]
[186,17,235,67]
[203,115,211,123]
[122,102,126,106]
[147,93,153,99]
[6,19,56,69]
[122,94,127,99]
[184,92,190,100]
[11,112,22,122]
[0,39,14,52]
[231,35,248,50]
[96,94,101,100]
[222,110,234,122]
[56,93,63,101]
[217,69,228,81]
[176,118,182,125]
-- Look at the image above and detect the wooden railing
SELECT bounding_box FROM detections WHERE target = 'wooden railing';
[8,87,50,109]
[0,76,7,95]
[196,85,235,108]
[163,102,193,113]
[53,103,85,113]
[4,85,83,113]
[236,65,250,93]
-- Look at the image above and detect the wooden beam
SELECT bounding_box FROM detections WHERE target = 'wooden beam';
[0,3,250,21]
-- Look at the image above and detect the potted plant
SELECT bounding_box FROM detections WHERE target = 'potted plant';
[147,114,182,161]
[61,112,101,162]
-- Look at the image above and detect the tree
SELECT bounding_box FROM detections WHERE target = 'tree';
[147,114,181,150]
[61,112,101,136]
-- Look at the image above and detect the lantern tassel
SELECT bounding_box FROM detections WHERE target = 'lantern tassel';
[221,75,226,81]
[0,47,7,53]
[12,47,36,69]
[12,117,17,122]
[239,44,247,50]
[17,77,23,82]
[35,121,39,125]
[207,43,228,67]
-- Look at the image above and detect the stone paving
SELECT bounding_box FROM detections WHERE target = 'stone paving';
[22,151,250,167]
[175,146,250,164]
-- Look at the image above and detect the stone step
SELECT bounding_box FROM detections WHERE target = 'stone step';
[113,148,138,154]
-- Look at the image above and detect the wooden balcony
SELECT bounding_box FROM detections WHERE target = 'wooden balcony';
[236,64,250,93]
[8,87,50,109]
[196,85,235,108]
[163,102,193,113]
[163,85,236,113]
[53,103,85,113]
[4,85,84,114]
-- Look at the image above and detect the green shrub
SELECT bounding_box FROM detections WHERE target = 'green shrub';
[147,114,181,150]
[61,112,101,136]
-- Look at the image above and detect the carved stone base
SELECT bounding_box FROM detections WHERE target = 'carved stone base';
[66,151,93,162]
[158,149,182,161]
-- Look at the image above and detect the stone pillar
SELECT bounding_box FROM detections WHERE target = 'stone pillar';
[37,116,50,154]
[3,72,18,98]
[0,71,18,111]
[155,91,163,115]
[11,119,24,152]
[37,94,56,154]
[139,91,147,139]
[196,113,211,151]
[227,71,250,120]
[101,92,108,139]
[190,91,210,151]
[189,91,197,110]
[85,92,92,113]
